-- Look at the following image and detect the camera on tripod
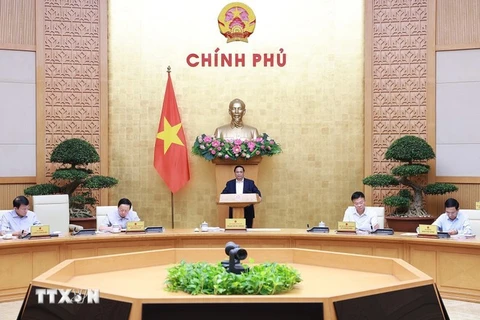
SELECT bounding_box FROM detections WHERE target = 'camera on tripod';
[221,241,248,274]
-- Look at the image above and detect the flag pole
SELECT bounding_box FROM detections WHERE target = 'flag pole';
[154,65,190,228]
[167,66,174,230]
[171,191,174,229]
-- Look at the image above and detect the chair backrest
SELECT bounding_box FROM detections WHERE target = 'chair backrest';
[96,206,117,230]
[0,210,10,224]
[33,195,69,234]
[459,209,480,235]
[347,206,385,229]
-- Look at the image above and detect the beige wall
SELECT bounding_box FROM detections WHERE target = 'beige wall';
[108,0,365,228]
[4,1,477,225]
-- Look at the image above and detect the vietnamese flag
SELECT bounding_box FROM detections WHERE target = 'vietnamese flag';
[153,70,190,193]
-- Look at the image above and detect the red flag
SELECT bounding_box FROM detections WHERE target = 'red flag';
[153,71,190,193]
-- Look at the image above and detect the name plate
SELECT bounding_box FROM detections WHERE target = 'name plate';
[225,218,246,230]
[31,225,50,237]
[337,221,356,232]
[418,224,437,235]
[127,221,145,232]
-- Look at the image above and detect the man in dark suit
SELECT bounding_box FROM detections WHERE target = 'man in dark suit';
[221,165,261,228]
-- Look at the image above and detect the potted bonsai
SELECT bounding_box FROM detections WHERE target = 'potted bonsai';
[362,135,458,231]
[24,138,118,228]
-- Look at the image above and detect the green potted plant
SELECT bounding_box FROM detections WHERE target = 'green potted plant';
[165,261,301,295]
[362,135,458,231]
[24,138,118,228]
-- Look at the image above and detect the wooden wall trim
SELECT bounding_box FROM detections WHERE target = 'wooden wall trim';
[35,0,45,184]
[99,0,109,205]
[436,43,480,51]
[0,177,36,184]
[426,0,437,214]
[436,177,480,184]
[0,44,35,51]
[364,0,373,203]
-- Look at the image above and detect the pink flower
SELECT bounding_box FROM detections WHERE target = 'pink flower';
[212,140,220,148]
[256,137,263,142]
[247,141,256,150]
[225,155,230,159]
[260,145,265,149]
[217,147,221,151]
[211,150,216,155]
[241,153,246,157]
[232,146,241,154]
[204,136,212,143]
[256,150,260,155]
[267,146,271,150]
[234,139,242,146]
[269,140,275,145]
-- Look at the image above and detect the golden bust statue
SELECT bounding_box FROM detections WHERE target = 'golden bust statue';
[214,98,259,140]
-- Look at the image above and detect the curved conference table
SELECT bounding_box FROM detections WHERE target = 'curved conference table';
[0,228,479,303]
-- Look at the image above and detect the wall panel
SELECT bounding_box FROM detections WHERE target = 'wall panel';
[365,0,430,209]
[0,0,35,50]
[108,0,365,228]
[0,183,34,209]
[437,0,480,50]
[34,0,109,206]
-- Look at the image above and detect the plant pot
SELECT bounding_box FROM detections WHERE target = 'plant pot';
[212,157,263,165]
[69,217,96,230]
[385,216,435,232]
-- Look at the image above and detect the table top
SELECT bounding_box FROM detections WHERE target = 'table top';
[1,228,479,249]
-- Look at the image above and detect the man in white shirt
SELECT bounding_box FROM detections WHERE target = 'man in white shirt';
[432,198,471,235]
[0,196,41,236]
[99,198,140,231]
[343,191,379,231]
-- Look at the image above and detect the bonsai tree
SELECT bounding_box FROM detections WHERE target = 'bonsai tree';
[24,138,118,217]
[362,135,457,217]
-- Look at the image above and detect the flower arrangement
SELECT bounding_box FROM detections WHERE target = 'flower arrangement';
[192,133,282,161]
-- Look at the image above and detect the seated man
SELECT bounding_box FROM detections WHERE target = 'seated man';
[98,198,140,231]
[0,196,41,236]
[432,198,471,235]
[343,191,379,231]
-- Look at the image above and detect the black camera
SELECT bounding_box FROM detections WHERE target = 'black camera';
[222,241,248,274]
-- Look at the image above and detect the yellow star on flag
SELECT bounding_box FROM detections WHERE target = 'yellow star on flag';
[156,117,184,154]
